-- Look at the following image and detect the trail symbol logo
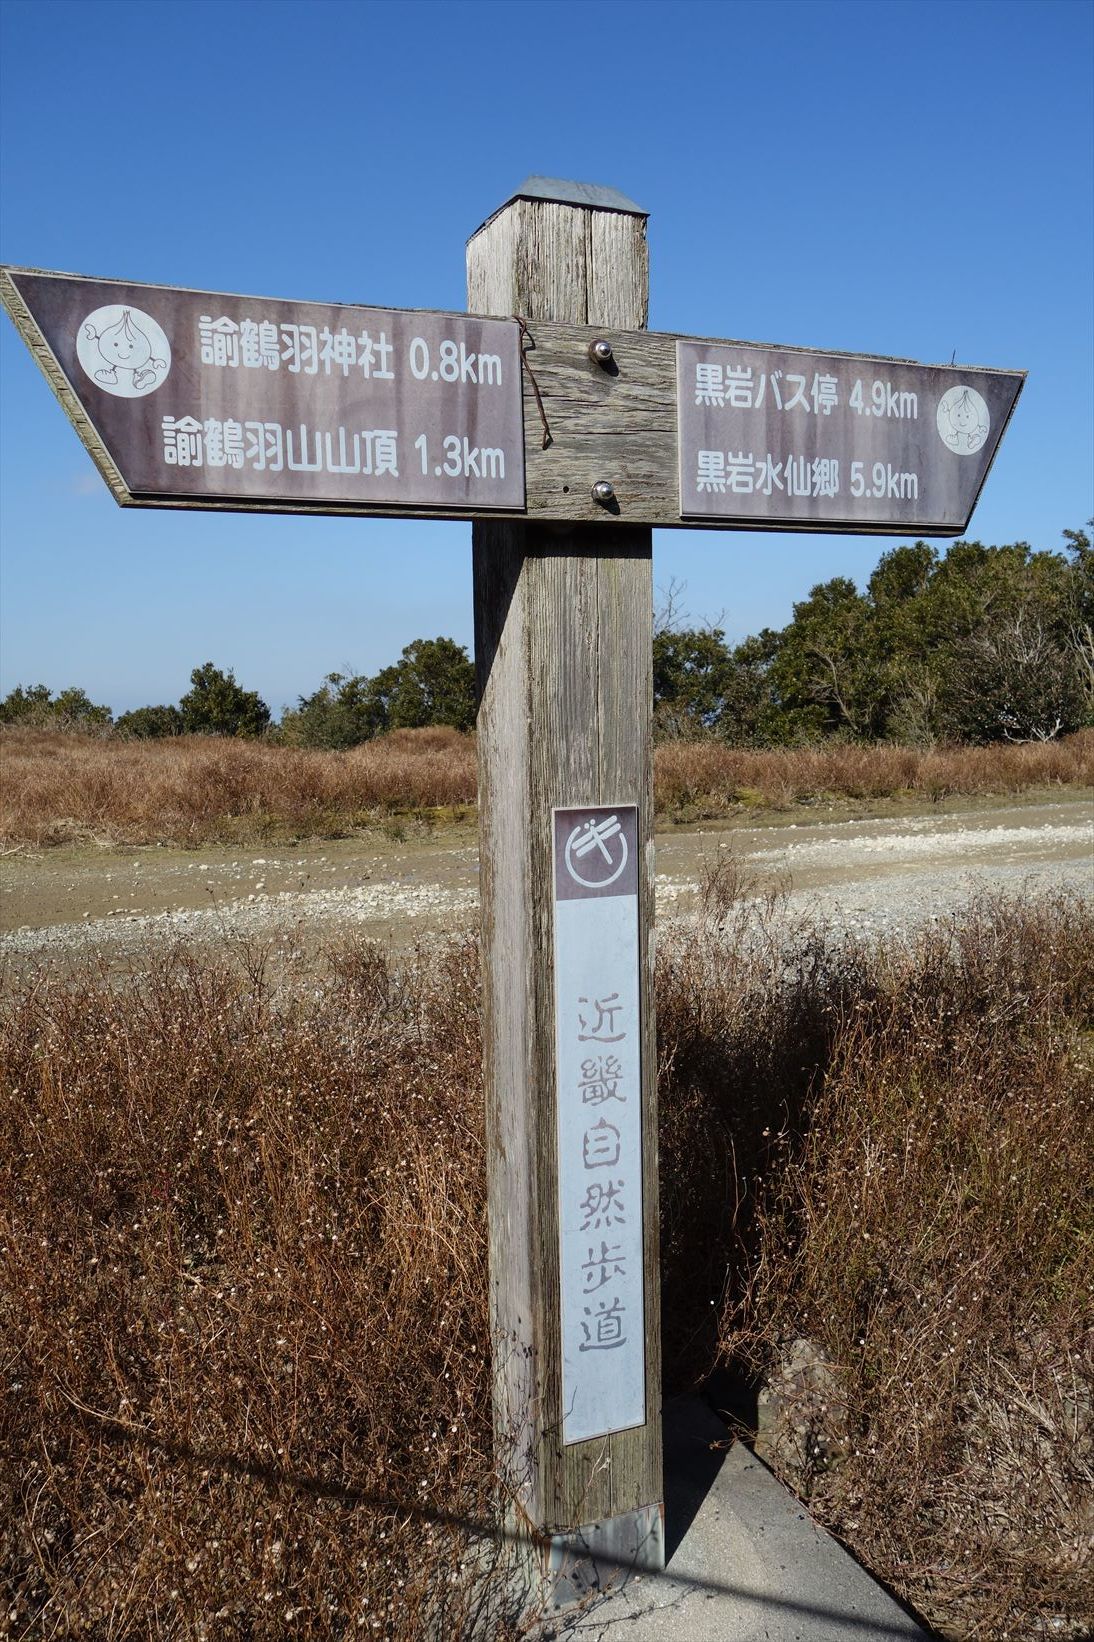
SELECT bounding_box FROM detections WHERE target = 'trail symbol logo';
[565,814,629,889]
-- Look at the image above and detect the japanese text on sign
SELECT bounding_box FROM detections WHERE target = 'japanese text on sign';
[553,807,645,1445]
[677,339,1023,534]
[1,271,525,514]
[196,313,505,386]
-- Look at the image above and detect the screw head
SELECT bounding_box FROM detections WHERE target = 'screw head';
[589,338,614,366]
[591,480,616,504]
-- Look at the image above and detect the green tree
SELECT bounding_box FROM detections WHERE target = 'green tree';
[0,683,112,730]
[290,639,475,748]
[652,625,734,737]
[770,577,882,738]
[943,613,1085,742]
[757,531,1090,746]
[382,638,476,732]
[115,704,184,738]
[0,684,53,725]
[53,688,113,730]
[723,629,805,745]
[861,542,960,743]
[1061,524,1094,723]
[290,672,390,749]
[179,663,270,738]
[927,537,1085,742]
[348,663,403,738]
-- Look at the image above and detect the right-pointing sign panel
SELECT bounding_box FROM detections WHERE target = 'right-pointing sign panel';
[677,340,1024,535]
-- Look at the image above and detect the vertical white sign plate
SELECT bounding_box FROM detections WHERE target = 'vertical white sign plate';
[552,805,645,1445]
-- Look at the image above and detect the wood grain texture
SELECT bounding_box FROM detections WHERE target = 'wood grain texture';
[470,198,662,1538]
[473,316,1010,534]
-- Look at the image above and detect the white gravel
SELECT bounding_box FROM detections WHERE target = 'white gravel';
[774,858,1088,945]
[748,818,1091,868]
[1,879,481,958]
[2,805,1089,962]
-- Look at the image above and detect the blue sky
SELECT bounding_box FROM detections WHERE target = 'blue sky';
[1,0,1091,716]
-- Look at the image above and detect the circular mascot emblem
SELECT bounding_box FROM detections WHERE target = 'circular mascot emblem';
[936,385,990,456]
[76,305,171,398]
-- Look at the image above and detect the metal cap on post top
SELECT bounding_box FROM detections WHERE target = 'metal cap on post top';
[470,176,648,238]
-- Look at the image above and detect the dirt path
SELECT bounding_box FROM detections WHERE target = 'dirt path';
[2,794,1090,966]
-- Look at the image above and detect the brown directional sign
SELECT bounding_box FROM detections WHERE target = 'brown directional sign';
[2,265,1024,534]
[0,268,525,517]
[677,339,1024,535]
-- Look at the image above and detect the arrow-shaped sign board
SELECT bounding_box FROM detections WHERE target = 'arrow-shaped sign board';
[1,266,1024,535]
[677,340,1024,535]
[1,268,527,517]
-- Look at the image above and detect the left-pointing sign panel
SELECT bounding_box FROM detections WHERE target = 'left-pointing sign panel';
[1,269,526,517]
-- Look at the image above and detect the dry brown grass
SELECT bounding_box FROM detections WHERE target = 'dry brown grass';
[0,726,478,849]
[0,937,516,1640]
[2,890,1091,1638]
[2,727,1091,849]
[654,730,1094,820]
[698,890,1094,1640]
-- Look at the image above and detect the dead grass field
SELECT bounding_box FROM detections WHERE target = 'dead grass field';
[2,725,1091,848]
[687,881,1094,1640]
[2,887,1091,1638]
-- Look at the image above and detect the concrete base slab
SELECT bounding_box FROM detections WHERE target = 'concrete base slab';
[538,1396,930,1640]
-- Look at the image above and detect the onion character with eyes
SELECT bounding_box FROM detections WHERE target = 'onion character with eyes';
[84,308,165,390]
[940,387,988,453]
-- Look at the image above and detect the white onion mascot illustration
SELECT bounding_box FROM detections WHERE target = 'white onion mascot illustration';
[939,387,988,453]
[84,308,166,391]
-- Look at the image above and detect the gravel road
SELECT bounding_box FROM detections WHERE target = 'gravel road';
[2,797,1089,967]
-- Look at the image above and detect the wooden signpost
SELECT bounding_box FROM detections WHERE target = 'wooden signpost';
[0,175,1025,1609]
[467,188,663,1602]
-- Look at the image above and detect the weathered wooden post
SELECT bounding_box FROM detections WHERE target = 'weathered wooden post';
[467,179,664,1600]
